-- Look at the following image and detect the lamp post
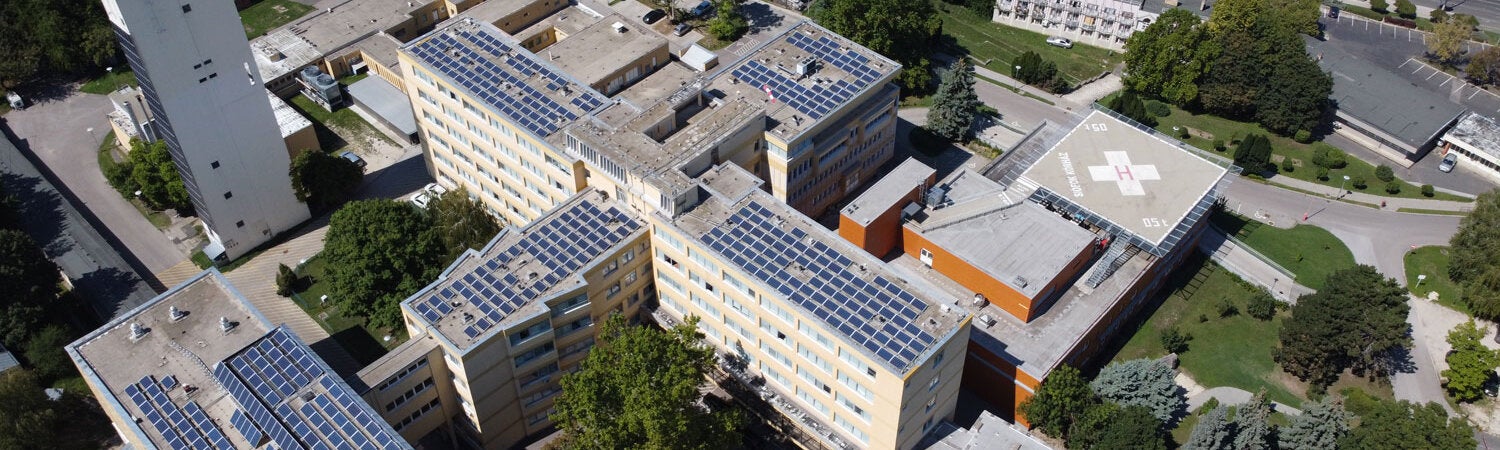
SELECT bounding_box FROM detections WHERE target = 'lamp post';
[1416,274,1427,289]
[1340,175,1350,197]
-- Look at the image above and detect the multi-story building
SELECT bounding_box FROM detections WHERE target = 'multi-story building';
[839,110,1231,423]
[101,0,310,261]
[398,13,902,224]
[991,0,1159,49]
[652,164,973,449]
[354,189,652,449]
[66,269,409,450]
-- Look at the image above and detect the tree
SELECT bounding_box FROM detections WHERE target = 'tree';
[127,139,192,212]
[0,370,59,449]
[1442,320,1500,402]
[1449,191,1500,319]
[1182,406,1232,450]
[1233,134,1273,173]
[1276,265,1411,387]
[289,150,364,210]
[705,0,748,41]
[1311,144,1347,168]
[0,183,18,231]
[0,0,117,87]
[0,229,59,348]
[1430,19,1472,64]
[1231,392,1273,450]
[647,0,679,23]
[1012,51,1060,88]
[21,325,74,382]
[1064,401,1119,449]
[552,315,742,449]
[1108,91,1156,127]
[1430,8,1449,23]
[1090,358,1185,426]
[1018,364,1096,438]
[1088,405,1168,450]
[1370,0,1388,13]
[926,59,981,141]
[1123,9,1220,106]
[1160,326,1191,353]
[1279,396,1350,450]
[1468,46,1500,85]
[275,263,297,297]
[427,188,504,261]
[808,0,941,92]
[1395,0,1417,18]
[1374,164,1395,182]
[323,200,445,329]
[1247,289,1277,320]
[1340,399,1474,450]
[1253,52,1331,135]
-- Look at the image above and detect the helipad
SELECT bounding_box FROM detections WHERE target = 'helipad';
[1020,111,1227,246]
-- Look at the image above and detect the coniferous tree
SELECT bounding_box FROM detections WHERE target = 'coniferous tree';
[926,59,981,142]
[1279,396,1350,450]
[1182,406,1233,450]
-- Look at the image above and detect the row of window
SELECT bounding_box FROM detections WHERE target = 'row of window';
[376,358,429,392]
[393,397,442,432]
[385,377,435,412]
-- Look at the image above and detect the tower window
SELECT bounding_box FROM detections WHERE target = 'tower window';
[223,191,233,199]
[181,4,191,13]
[211,161,220,169]
[236,220,245,228]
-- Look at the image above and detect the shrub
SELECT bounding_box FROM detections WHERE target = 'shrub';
[1179,127,1191,139]
[275,263,297,297]
[1144,99,1171,117]
[1422,184,1435,197]
[1385,181,1401,194]
[1350,176,1367,190]
[1431,9,1449,23]
[1198,314,1210,323]
[1213,140,1226,152]
[1161,326,1192,354]
[1370,0,1388,13]
[1248,290,1277,320]
[1281,158,1295,173]
[1384,16,1417,28]
[1317,166,1330,181]
[1294,129,1312,143]
[1395,0,1416,18]
[104,159,139,197]
[1218,298,1239,318]
[1375,165,1395,182]
[1312,145,1347,169]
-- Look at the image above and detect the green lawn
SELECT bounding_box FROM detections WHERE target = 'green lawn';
[1112,255,1304,407]
[1149,104,1470,202]
[79,69,138,95]
[1209,211,1356,290]
[96,135,172,229]
[934,2,1121,85]
[292,256,404,365]
[288,95,394,149]
[1406,246,1466,314]
[240,0,315,39]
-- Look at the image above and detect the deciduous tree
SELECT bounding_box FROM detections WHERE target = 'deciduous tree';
[1468,46,1500,85]
[1253,52,1331,135]
[1430,19,1472,64]
[1279,396,1350,450]
[926,58,981,141]
[1232,134,1273,173]
[21,325,74,382]
[808,0,941,92]
[1090,358,1186,426]
[427,188,504,261]
[1123,9,1220,106]
[1395,0,1417,18]
[1449,191,1500,319]
[1340,399,1474,450]
[0,229,58,348]
[1182,406,1232,450]
[1018,365,1096,439]
[127,139,192,212]
[1276,265,1411,387]
[1442,320,1500,402]
[1088,404,1168,450]
[0,0,117,87]
[323,200,444,329]
[705,0,748,41]
[0,370,59,449]
[552,315,742,449]
[289,150,364,210]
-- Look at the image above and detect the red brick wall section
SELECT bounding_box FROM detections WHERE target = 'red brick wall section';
[902,228,1096,322]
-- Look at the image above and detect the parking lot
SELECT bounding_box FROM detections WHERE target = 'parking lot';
[1321,14,1500,116]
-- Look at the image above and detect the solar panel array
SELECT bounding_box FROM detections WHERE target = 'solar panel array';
[213,328,402,450]
[411,201,642,342]
[122,375,234,450]
[730,31,886,120]
[407,28,607,137]
[699,201,936,370]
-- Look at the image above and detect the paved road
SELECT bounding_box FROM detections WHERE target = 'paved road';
[1395,0,1500,32]
[3,90,187,274]
[1324,131,1496,196]
[1221,178,1461,284]
[0,120,159,320]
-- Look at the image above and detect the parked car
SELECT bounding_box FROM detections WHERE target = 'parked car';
[1046,36,1073,49]
[338,150,366,169]
[674,23,693,36]
[690,0,713,17]
[1327,6,1340,19]
[1439,153,1458,173]
[642,8,666,24]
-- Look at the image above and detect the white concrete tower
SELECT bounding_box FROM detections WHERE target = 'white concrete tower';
[100,0,309,260]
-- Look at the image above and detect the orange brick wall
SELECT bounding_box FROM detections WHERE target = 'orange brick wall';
[901,228,1096,322]
[838,172,934,258]
[964,340,1041,426]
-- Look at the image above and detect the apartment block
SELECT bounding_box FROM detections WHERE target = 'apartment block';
[102,0,311,260]
[66,270,409,450]
[398,13,902,225]
[840,110,1230,423]
[355,189,651,449]
[651,164,973,450]
[992,0,1159,49]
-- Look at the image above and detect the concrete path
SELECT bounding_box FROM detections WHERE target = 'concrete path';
[1392,295,1469,415]
[1261,174,1476,213]
[2,89,187,275]
[1196,226,1316,303]
[1061,73,1122,107]
[1177,373,1304,416]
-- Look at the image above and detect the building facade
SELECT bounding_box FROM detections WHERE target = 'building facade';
[101,0,310,261]
[991,0,1158,49]
[1437,112,1500,182]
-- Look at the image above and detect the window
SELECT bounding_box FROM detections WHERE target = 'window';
[837,392,870,422]
[799,322,834,351]
[223,191,233,199]
[725,296,752,318]
[602,260,618,276]
[384,377,435,412]
[691,292,722,320]
[763,363,792,388]
[838,348,876,379]
[659,274,684,294]
[761,340,792,368]
[656,229,684,251]
[926,396,937,413]
[759,319,787,343]
[181,4,191,13]
[798,344,833,374]
[508,321,552,347]
[838,371,874,401]
[726,319,752,339]
[376,358,430,391]
[622,270,638,286]
[919,248,934,266]
[761,298,794,324]
[798,366,831,393]
[797,387,831,417]
[929,376,940,392]
[836,415,870,444]
[210,161,220,169]
[607,283,621,298]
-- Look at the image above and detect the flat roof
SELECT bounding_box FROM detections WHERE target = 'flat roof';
[348,75,418,136]
[1020,111,1225,246]
[1444,112,1500,159]
[268,92,313,138]
[403,19,610,138]
[709,21,900,139]
[919,410,1054,450]
[248,0,427,81]
[670,166,969,375]
[908,172,1097,299]
[841,158,934,227]
[543,14,667,91]
[1308,37,1467,149]
[403,189,645,351]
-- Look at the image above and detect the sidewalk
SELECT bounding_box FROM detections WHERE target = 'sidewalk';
[934,53,1084,109]
[1177,372,1304,416]
[1197,226,1316,303]
[1260,175,1475,213]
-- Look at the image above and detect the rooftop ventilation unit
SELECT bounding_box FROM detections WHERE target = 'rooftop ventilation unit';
[129,323,148,341]
[219,317,236,333]
[169,306,187,322]
[612,22,626,33]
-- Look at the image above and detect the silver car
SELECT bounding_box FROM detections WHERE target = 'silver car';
[1046,36,1073,49]
[1439,153,1458,173]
